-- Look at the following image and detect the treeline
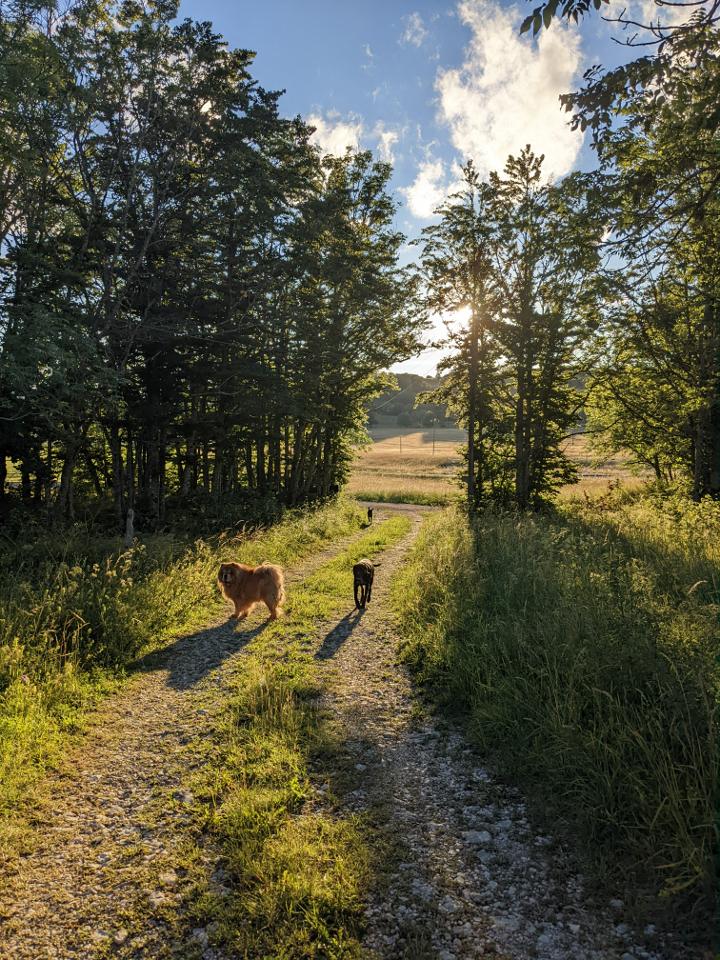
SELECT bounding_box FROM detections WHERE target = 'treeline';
[0,0,418,530]
[368,373,456,427]
[421,4,720,509]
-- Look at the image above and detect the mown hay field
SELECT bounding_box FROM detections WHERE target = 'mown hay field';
[347,427,645,504]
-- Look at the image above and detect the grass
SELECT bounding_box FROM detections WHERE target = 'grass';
[394,491,718,939]
[0,499,367,853]
[347,428,464,505]
[188,515,412,958]
[348,427,645,506]
[350,488,455,507]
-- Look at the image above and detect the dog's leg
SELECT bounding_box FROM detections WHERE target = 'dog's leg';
[235,602,254,620]
[354,580,362,610]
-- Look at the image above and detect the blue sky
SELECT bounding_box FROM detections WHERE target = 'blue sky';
[179,0,632,374]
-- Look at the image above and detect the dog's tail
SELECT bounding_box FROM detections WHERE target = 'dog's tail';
[259,563,285,610]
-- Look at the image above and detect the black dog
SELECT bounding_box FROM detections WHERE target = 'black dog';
[367,507,374,523]
[353,558,378,609]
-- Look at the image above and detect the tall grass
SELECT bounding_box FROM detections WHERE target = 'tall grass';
[0,499,365,843]
[350,488,456,506]
[394,493,718,930]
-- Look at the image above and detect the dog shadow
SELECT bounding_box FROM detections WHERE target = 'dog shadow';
[132,615,270,691]
[315,608,366,661]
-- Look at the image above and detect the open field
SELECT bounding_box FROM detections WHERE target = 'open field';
[347,427,466,504]
[558,434,648,498]
[347,427,647,505]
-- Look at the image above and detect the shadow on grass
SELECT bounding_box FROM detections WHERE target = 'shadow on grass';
[314,609,366,661]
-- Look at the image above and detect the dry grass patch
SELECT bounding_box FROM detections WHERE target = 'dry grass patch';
[348,428,464,505]
[348,428,650,505]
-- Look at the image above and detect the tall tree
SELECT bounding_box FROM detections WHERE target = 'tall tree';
[419,150,601,509]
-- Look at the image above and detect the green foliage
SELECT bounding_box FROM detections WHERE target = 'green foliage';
[532,0,720,500]
[418,153,601,509]
[395,498,718,928]
[0,0,422,529]
[0,498,366,844]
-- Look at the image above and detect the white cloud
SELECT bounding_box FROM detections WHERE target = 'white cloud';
[374,122,400,164]
[401,12,429,47]
[436,0,584,179]
[400,159,448,218]
[308,111,364,155]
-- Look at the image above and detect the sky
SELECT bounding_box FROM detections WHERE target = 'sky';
[178,0,636,375]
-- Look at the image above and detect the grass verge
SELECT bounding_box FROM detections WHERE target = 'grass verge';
[394,493,718,938]
[0,499,366,852]
[351,488,456,507]
[188,514,412,958]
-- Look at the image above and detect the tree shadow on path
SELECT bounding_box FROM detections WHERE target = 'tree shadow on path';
[315,608,366,661]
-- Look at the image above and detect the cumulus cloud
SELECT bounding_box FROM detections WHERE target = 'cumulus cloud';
[436,0,584,179]
[401,11,429,47]
[374,122,400,164]
[400,159,448,218]
[308,111,364,155]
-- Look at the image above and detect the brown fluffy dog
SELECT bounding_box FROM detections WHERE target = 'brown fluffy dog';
[218,562,285,621]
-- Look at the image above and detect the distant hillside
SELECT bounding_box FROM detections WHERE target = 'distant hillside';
[369,374,456,427]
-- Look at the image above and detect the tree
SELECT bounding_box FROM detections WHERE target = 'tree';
[419,151,601,509]
[0,0,421,528]
[418,162,505,508]
[537,4,720,497]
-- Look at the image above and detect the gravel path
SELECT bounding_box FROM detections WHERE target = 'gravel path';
[313,512,674,960]
[0,522,375,960]
[0,509,679,959]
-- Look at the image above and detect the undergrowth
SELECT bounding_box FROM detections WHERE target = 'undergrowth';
[0,499,365,849]
[190,514,412,957]
[394,492,718,941]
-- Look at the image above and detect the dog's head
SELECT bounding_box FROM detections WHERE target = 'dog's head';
[218,563,237,586]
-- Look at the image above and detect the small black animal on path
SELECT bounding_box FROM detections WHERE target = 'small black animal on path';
[353,558,379,609]
[367,507,373,523]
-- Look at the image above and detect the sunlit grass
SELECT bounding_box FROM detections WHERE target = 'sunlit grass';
[191,515,412,957]
[348,428,647,506]
[0,499,367,853]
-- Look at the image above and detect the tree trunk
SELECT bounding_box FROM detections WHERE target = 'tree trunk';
[55,443,77,523]
[180,435,196,496]
[109,423,125,527]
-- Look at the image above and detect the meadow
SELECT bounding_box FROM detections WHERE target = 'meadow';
[347,426,644,504]
[346,425,467,505]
